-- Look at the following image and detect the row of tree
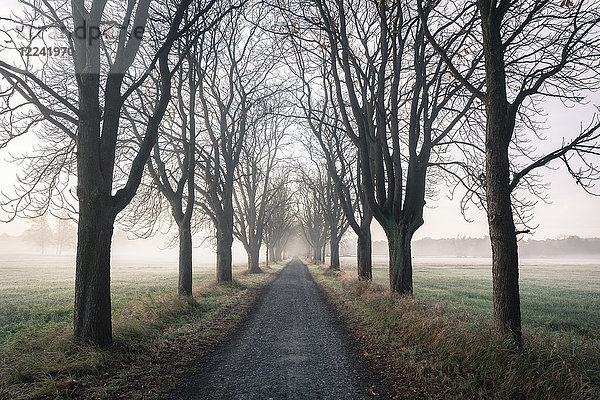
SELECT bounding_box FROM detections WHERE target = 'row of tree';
[1,0,599,349]
[277,0,600,346]
[0,0,297,347]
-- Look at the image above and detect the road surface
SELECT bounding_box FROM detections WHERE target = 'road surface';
[171,258,381,400]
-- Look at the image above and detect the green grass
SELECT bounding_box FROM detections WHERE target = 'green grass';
[312,261,600,399]
[0,254,283,399]
[340,256,600,338]
[0,255,221,343]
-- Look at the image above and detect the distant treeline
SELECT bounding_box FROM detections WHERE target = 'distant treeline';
[342,236,600,258]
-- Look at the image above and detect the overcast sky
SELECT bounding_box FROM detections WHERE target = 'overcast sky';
[0,0,598,242]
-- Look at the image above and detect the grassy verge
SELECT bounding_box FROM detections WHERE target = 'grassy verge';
[0,262,283,400]
[309,263,600,400]
[356,260,600,338]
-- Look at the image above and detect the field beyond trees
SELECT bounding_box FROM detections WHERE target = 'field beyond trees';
[338,256,600,338]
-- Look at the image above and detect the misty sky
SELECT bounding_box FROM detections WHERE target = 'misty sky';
[0,0,598,242]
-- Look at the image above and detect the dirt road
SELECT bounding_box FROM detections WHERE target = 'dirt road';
[171,258,381,400]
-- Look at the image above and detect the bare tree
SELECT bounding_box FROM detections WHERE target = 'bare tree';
[233,103,289,273]
[289,42,373,279]
[26,214,53,254]
[320,168,350,269]
[148,49,198,296]
[263,174,295,265]
[120,30,203,297]
[0,0,223,346]
[296,160,349,267]
[277,0,477,293]
[297,175,327,263]
[419,0,600,344]
[303,154,350,270]
[194,6,281,282]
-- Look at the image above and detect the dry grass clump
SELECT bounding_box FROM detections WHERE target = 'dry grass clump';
[312,266,600,400]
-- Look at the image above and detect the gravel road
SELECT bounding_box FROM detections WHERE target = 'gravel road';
[171,258,380,400]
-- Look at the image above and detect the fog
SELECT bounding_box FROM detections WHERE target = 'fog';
[4,220,600,269]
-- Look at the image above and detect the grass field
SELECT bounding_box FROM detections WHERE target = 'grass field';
[0,254,281,399]
[314,258,600,399]
[1,253,598,398]
[4,254,596,342]
[339,256,600,338]
[0,254,229,343]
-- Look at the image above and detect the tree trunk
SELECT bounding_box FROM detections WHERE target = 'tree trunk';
[265,243,269,268]
[178,219,193,296]
[74,74,114,348]
[481,10,522,345]
[329,237,340,270]
[275,246,283,262]
[487,156,521,344]
[74,198,114,348]
[216,216,233,282]
[269,245,276,263]
[247,245,262,273]
[387,226,413,295]
[313,245,321,263]
[485,105,522,344]
[357,230,372,281]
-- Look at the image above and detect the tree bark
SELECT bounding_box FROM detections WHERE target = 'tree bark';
[275,246,283,262]
[265,243,269,268]
[480,8,522,345]
[329,237,340,270]
[216,219,233,282]
[485,100,522,344]
[215,172,234,282]
[74,196,114,348]
[247,245,262,273]
[178,219,193,296]
[313,245,321,263]
[486,142,521,343]
[357,230,372,281]
[73,71,114,348]
[269,245,276,263]
[387,225,413,295]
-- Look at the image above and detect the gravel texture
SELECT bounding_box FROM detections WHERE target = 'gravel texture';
[171,258,379,400]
